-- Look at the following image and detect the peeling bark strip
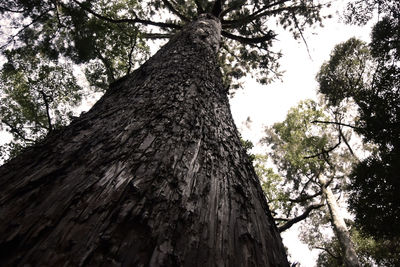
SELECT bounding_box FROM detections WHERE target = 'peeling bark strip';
[0,15,288,267]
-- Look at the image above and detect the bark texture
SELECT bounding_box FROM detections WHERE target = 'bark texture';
[319,177,360,267]
[0,14,289,267]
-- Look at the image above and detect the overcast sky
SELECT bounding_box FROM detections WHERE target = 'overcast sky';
[230,2,373,265]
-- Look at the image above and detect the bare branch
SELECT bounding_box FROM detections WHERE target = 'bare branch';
[278,203,324,232]
[39,91,53,132]
[1,120,36,143]
[221,0,291,28]
[0,8,55,50]
[71,0,180,30]
[141,33,173,39]
[311,120,362,130]
[291,11,312,61]
[315,246,341,259]
[0,5,26,13]
[303,141,341,159]
[288,191,322,203]
[338,126,355,156]
[126,36,137,75]
[222,30,276,44]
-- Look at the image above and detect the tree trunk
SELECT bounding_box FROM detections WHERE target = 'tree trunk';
[0,14,289,267]
[319,177,360,267]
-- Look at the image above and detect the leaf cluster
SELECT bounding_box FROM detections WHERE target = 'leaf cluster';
[260,100,354,230]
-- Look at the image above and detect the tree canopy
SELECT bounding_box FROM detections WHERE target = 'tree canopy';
[0,0,328,160]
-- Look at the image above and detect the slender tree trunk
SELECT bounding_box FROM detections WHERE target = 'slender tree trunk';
[0,14,288,267]
[319,177,360,267]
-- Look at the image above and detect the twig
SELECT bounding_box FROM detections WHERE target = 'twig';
[278,203,324,232]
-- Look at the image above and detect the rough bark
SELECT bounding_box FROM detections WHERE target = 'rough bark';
[0,14,289,267]
[319,177,360,267]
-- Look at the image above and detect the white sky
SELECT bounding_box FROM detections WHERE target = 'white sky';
[0,2,374,265]
[230,5,373,266]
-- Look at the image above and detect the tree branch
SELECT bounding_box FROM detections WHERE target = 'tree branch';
[338,126,355,156]
[278,203,324,232]
[315,246,340,259]
[71,0,180,29]
[221,0,291,27]
[126,36,137,75]
[303,141,341,159]
[311,120,362,130]
[222,30,276,44]
[288,191,322,203]
[141,33,173,39]
[291,11,312,60]
[0,8,55,50]
[1,120,35,143]
[39,91,53,132]
[0,5,27,13]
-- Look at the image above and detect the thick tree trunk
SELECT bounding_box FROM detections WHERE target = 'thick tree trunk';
[319,177,360,267]
[0,14,288,267]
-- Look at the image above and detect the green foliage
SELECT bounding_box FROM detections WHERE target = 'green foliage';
[240,136,256,162]
[0,0,326,90]
[260,99,360,262]
[253,154,289,213]
[0,0,327,161]
[317,7,400,238]
[0,47,83,161]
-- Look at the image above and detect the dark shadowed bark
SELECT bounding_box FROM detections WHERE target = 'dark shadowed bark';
[0,14,288,267]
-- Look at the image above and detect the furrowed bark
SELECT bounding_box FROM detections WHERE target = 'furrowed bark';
[319,177,360,267]
[0,14,288,267]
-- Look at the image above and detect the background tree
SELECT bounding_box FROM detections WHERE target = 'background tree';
[0,0,329,266]
[261,99,360,266]
[317,1,400,237]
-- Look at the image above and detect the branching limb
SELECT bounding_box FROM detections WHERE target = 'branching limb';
[126,36,137,75]
[304,141,341,159]
[221,30,276,44]
[39,91,53,132]
[288,191,322,203]
[291,11,312,60]
[0,8,55,50]
[71,0,180,29]
[338,126,355,156]
[311,120,362,130]
[278,203,325,232]
[142,33,173,39]
[94,47,116,82]
[221,0,291,27]
[1,120,35,143]
[0,5,27,13]
[315,246,341,259]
